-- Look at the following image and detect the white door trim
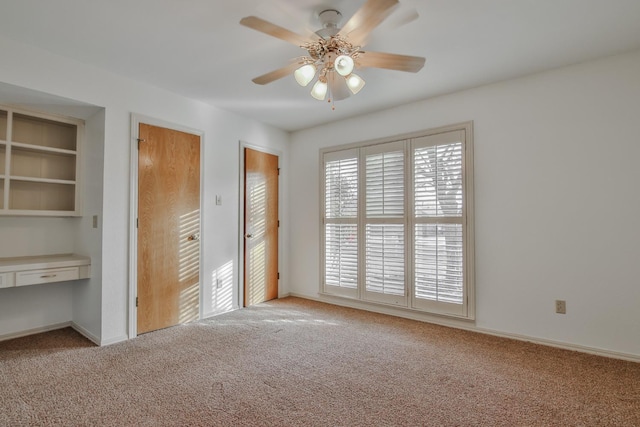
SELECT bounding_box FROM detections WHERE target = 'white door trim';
[238,141,282,309]
[129,114,205,339]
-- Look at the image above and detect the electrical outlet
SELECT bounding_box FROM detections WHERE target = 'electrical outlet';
[555,300,566,314]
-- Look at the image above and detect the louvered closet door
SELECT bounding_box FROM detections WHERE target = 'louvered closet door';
[363,141,408,306]
[412,130,466,316]
[322,149,359,298]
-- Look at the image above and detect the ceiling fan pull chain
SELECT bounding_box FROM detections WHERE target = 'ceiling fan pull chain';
[330,80,336,110]
[327,74,336,110]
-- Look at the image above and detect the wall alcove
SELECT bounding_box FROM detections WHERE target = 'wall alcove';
[0,82,105,344]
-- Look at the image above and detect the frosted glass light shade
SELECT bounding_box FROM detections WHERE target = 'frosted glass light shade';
[294,64,316,87]
[311,79,328,100]
[335,55,355,77]
[346,73,366,94]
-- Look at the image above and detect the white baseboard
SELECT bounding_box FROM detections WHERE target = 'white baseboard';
[0,322,104,346]
[287,292,640,364]
[0,322,72,343]
[99,334,129,346]
[474,327,640,363]
[201,307,239,320]
[70,322,101,346]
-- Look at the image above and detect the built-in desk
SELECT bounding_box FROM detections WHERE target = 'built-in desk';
[0,254,91,288]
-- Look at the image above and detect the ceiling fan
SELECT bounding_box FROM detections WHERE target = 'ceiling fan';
[240,0,425,106]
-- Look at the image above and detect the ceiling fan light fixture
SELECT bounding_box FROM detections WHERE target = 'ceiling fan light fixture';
[346,73,366,94]
[334,54,354,76]
[311,78,328,100]
[240,1,425,109]
[294,64,316,86]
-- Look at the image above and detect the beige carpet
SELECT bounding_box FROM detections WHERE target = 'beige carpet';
[0,297,638,426]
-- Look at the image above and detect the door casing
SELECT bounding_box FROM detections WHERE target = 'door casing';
[129,114,204,338]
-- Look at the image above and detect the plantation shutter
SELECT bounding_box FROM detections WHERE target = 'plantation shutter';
[322,149,359,297]
[363,141,408,306]
[412,130,467,316]
[320,122,474,319]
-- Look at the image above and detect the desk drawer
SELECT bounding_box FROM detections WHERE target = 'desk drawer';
[15,267,80,287]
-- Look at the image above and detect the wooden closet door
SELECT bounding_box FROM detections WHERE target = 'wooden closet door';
[244,147,279,306]
[137,123,200,334]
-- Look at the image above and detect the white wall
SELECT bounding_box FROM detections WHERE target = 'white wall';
[0,217,76,258]
[289,49,640,358]
[72,108,106,342]
[0,283,73,336]
[0,35,290,344]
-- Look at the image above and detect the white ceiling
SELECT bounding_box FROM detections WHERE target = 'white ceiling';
[0,0,639,132]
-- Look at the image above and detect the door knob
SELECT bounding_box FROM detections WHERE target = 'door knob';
[245,234,253,238]
[187,233,200,241]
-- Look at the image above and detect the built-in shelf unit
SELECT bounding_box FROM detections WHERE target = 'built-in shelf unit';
[0,105,84,216]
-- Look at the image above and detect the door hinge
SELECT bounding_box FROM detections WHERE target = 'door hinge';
[137,138,145,149]
[136,297,138,307]
[277,272,280,280]
[277,220,280,227]
[277,168,280,175]
[136,218,139,228]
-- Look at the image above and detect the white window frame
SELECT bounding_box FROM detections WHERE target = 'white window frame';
[320,122,475,320]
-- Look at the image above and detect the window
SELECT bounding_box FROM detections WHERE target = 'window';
[323,149,359,297]
[320,123,474,318]
[364,141,407,306]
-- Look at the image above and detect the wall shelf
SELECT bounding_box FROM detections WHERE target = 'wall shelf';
[0,105,84,216]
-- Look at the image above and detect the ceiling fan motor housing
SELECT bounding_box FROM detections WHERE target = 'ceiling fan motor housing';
[316,9,342,39]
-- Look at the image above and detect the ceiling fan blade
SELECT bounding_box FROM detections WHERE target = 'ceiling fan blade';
[240,16,316,46]
[252,62,302,85]
[385,7,419,30]
[350,7,419,48]
[357,51,425,73]
[338,0,399,47]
